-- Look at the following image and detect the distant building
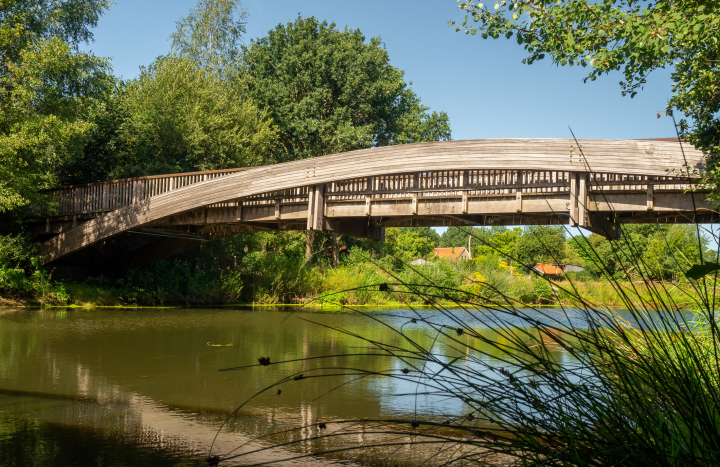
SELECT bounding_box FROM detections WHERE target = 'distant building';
[533,263,585,275]
[410,258,431,266]
[432,247,472,261]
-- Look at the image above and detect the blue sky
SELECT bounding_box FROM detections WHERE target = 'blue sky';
[84,0,679,142]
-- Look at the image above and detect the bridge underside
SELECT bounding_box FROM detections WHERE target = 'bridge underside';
[29,186,714,268]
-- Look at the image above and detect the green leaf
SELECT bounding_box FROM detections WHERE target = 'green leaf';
[685,263,720,280]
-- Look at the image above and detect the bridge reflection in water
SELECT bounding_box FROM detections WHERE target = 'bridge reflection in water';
[28,138,712,266]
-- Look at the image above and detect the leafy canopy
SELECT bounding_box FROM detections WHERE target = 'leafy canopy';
[385,227,440,261]
[514,225,566,266]
[451,1,720,190]
[569,224,710,279]
[170,0,247,74]
[118,56,278,176]
[1,0,111,47]
[241,16,451,162]
[0,0,112,212]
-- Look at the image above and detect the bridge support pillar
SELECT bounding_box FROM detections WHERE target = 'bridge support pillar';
[578,173,588,227]
[570,172,589,227]
[569,174,578,226]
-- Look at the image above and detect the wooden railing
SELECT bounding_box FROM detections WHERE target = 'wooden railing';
[36,168,697,218]
[323,170,694,201]
[37,168,253,217]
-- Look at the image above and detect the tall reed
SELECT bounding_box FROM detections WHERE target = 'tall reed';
[208,218,720,466]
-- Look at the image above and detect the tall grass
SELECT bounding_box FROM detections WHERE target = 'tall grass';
[209,219,720,466]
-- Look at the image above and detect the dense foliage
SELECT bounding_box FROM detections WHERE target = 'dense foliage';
[0,0,112,211]
[170,0,247,75]
[240,16,451,162]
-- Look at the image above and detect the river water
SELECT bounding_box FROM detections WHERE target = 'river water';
[0,307,581,467]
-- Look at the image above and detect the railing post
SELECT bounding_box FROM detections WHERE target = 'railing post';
[73,188,80,214]
[102,184,109,210]
[236,198,243,221]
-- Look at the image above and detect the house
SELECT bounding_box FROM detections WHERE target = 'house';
[533,263,585,275]
[410,258,431,266]
[432,247,472,261]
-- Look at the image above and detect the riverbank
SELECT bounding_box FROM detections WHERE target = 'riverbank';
[1,260,698,310]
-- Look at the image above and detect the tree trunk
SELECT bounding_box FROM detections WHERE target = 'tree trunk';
[468,226,473,259]
[305,230,314,264]
[331,232,339,267]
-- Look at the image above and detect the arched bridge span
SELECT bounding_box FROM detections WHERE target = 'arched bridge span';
[30,139,711,265]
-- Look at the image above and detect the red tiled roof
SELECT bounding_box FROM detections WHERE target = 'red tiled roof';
[533,263,564,275]
[433,247,470,259]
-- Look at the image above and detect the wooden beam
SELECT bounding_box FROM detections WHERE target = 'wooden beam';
[127,227,209,241]
[516,191,523,212]
[647,184,654,210]
[312,185,324,230]
[306,186,315,231]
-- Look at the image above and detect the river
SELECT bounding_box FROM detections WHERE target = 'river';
[0,307,583,466]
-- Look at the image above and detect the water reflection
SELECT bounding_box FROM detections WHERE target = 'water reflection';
[0,307,579,466]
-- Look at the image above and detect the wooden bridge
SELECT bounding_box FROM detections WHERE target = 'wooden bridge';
[28,138,712,266]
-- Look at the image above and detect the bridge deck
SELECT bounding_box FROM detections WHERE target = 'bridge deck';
[27,139,713,265]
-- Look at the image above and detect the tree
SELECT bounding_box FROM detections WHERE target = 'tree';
[55,82,130,185]
[440,226,472,249]
[115,56,277,176]
[170,0,248,75]
[1,0,111,46]
[241,16,451,162]
[644,225,709,279]
[452,2,720,195]
[514,226,566,266]
[385,227,440,260]
[0,1,112,212]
